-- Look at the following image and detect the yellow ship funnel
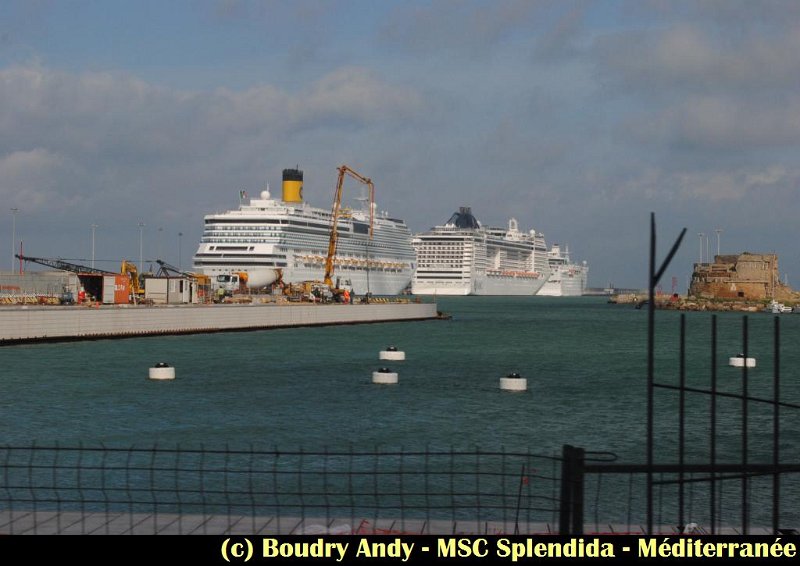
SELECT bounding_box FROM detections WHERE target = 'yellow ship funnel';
[282,168,304,203]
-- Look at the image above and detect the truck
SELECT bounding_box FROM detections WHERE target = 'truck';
[212,273,246,300]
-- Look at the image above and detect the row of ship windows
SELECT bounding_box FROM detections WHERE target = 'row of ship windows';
[417,246,472,254]
[194,261,288,267]
[205,224,412,239]
[417,253,471,258]
[203,238,409,254]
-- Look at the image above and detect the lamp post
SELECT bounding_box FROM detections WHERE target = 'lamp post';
[365,240,371,301]
[158,227,163,261]
[138,221,145,272]
[91,223,99,269]
[178,232,183,270]
[10,207,19,273]
[698,232,704,264]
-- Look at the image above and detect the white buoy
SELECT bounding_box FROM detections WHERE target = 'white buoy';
[500,372,527,392]
[379,346,406,361]
[729,356,756,368]
[372,367,399,384]
[149,362,176,380]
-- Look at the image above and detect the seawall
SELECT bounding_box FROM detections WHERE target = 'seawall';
[0,302,439,345]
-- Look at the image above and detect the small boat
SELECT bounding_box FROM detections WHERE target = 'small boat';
[766,299,793,314]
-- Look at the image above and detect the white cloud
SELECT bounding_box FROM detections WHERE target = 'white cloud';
[0,63,423,209]
[0,148,76,209]
[595,23,800,93]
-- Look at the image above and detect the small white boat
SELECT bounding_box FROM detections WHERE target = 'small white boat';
[766,299,792,314]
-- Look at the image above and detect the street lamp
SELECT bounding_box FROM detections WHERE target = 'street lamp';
[698,232,704,264]
[178,232,183,270]
[10,207,19,273]
[158,227,163,261]
[365,240,371,301]
[91,223,99,269]
[138,221,145,272]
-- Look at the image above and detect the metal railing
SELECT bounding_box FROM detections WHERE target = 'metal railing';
[1,445,563,535]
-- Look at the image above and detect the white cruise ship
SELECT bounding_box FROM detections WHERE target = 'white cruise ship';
[537,244,589,297]
[193,168,415,295]
[411,207,550,296]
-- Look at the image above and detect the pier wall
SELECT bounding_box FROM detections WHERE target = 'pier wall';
[0,302,439,344]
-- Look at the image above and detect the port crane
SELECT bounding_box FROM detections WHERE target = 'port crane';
[16,253,133,303]
[154,259,212,299]
[15,253,116,275]
[323,165,374,290]
[154,259,209,282]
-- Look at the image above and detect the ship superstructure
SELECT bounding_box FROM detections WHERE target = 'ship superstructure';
[537,244,589,297]
[193,168,415,295]
[411,207,549,295]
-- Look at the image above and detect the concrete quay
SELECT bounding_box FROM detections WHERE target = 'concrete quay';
[0,301,440,345]
[0,510,761,535]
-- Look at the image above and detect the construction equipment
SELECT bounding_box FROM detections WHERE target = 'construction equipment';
[323,165,374,290]
[15,254,116,275]
[155,259,211,286]
[211,272,247,299]
[16,253,132,304]
[121,260,145,298]
[155,259,213,303]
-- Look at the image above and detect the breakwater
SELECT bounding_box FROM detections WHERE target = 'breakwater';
[0,301,439,345]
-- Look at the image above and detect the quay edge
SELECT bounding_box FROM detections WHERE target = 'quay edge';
[0,302,440,345]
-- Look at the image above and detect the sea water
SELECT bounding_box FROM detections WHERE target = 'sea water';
[2,297,799,453]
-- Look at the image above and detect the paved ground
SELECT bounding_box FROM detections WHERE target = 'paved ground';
[0,510,768,535]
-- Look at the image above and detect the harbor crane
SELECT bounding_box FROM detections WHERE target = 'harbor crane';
[15,253,116,275]
[16,253,132,303]
[323,165,374,290]
[154,259,209,283]
[155,259,212,298]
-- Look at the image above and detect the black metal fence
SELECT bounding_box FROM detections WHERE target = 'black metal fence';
[0,445,565,534]
[556,215,800,536]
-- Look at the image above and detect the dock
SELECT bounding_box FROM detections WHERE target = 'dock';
[0,301,439,345]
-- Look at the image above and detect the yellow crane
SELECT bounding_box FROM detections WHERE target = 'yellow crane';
[323,165,374,289]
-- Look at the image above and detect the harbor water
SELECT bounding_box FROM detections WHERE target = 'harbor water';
[2,297,799,529]
[3,296,799,453]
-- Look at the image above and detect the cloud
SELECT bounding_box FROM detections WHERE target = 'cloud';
[381,0,546,54]
[671,165,795,201]
[0,148,76,208]
[596,24,800,95]
[0,64,422,213]
[621,94,800,151]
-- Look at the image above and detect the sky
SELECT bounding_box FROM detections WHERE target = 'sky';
[1,0,799,290]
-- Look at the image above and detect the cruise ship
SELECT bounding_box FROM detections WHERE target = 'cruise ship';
[411,207,550,295]
[537,244,589,297]
[193,168,415,295]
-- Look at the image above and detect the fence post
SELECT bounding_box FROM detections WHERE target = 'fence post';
[572,447,585,535]
[559,445,585,534]
[559,445,573,534]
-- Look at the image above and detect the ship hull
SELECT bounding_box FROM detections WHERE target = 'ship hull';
[412,272,547,296]
[537,267,588,297]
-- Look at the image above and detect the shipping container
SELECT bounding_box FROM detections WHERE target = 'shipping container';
[103,275,130,304]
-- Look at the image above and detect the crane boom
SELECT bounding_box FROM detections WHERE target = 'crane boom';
[15,254,116,275]
[323,165,374,288]
[155,259,211,286]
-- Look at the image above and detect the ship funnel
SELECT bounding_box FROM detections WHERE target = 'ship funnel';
[282,168,303,203]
